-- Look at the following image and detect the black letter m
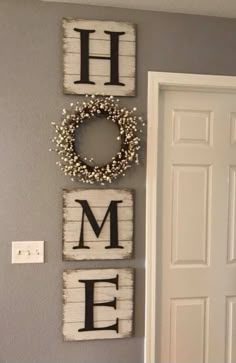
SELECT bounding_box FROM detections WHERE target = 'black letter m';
[73,200,123,250]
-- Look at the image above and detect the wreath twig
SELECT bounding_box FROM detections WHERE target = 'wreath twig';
[50,95,145,184]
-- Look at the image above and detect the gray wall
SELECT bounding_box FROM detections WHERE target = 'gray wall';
[1,1,236,362]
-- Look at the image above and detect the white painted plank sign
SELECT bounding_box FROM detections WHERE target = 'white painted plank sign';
[63,189,134,260]
[63,18,136,96]
[63,268,134,341]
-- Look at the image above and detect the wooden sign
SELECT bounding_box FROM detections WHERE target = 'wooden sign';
[63,19,136,96]
[63,268,134,341]
[63,189,134,260]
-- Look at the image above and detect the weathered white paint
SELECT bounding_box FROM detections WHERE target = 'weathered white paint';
[63,19,136,96]
[64,300,133,322]
[64,19,135,40]
[63,189,134,260]
[64,206,133,221]
[64,286,133,303]
[64,75,135,95]
[64,189,133,207]
[63,268,134,341]
[64,268,134,288]
[64,221,133,241]
[64,241,132,260]
[64,53,135,77]
[64,37,136,56]
[63,319,133,341]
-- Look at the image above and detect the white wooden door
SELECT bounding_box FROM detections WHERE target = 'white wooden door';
[160,91,236,363]
[156,88,236,363]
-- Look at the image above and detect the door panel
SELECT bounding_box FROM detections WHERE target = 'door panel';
[171,164,211,266]
[170,298,208,363]
[226,296,236,363]
[228,166,236,264]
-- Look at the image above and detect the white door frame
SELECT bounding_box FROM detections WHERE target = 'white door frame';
[145,71,236,363]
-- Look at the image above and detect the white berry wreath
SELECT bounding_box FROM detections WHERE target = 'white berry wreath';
[50,95,144,184]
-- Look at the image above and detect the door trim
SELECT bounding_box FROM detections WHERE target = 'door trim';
[145,72,236,363]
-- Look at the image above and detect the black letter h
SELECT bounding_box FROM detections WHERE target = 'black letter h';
[73,28,125,86]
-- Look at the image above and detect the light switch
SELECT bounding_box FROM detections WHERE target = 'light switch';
[12,241,44,264]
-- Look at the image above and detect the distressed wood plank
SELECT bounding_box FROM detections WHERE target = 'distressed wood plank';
[63,189,134,260]
[63,206,133,222]
[63,18,136,42]
[63,320,133,341]
[64,75,135,96]
[63,268,134,288]
[63,220,133,242]
[63,268,134,341]
[63,286,133,303]
[63,241,132,260]
[63,189,133,207]
[64,300,133,322]
[64,53,135,77]
[64,37,136,57]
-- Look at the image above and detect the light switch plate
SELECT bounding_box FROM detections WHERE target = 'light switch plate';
[12,241,44,264]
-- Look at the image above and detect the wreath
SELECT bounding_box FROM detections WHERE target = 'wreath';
[50,95,144,184]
